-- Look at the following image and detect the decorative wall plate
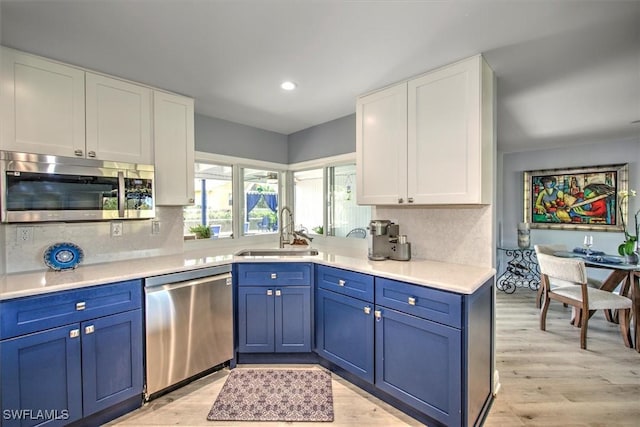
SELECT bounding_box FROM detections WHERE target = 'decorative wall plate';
[44,242,84,271]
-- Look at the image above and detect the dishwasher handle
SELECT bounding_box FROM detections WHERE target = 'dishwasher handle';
[145,273,231,293]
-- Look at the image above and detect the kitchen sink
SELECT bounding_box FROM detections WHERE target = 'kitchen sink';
[235,248,319,257]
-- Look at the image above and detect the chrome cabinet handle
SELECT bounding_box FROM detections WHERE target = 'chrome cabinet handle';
[398,198,404,204]
[408,297,416,306]
[70,329,80,338]
[275,289,281,296]
[76,302,86,311]
[87,151,96,158]
[271,273,277,279]
[408,197,414,203]
[267,289,273,296]
[85,325,95,334]
[188,198,195,203]
[374,310,382,320]
[74,149,83,157]
[364,306,371,315]
[338,279,345,287]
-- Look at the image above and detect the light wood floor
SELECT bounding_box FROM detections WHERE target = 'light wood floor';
[108,289,639,427]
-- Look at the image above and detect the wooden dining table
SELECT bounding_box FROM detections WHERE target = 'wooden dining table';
[554,251,640,352]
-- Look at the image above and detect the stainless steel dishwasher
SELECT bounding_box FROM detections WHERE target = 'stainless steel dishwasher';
[144,264,233,399]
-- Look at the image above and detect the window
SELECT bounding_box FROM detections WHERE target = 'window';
[293,163,371,238]
[294,168,323,234]
[183,162,233,238]
[327,164,370,237]
[243,168,280,235]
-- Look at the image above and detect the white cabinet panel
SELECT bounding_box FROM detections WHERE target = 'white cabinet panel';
[1,48,85,156]
[356,83,407,205]
[86,73,152,163]
[153,91,195,206]
[408,57,483,204]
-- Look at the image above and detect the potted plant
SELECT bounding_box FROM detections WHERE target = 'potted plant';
[189,224,211,239]
[617,189,639,263]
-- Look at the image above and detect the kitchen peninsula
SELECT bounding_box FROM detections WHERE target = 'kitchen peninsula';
[0,247,494,427]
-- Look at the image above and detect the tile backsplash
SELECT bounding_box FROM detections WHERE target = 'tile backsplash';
[374,205,494,268]
[2,207,185,273]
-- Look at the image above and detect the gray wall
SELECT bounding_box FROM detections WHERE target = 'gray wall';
[288,114,356,163]
[498,138,640,256]
[195,114,288,163]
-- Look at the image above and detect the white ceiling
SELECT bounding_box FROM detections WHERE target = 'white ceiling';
[1,0,639,153]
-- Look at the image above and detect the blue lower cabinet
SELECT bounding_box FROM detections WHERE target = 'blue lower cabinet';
[315,288,374,383]
[275,287,311,352]
[238,287,276,352]
[1,324,83,427]
[374,307,462,427]
[81,309,143,416]
[0,280,144,426]
[238,286,310,353]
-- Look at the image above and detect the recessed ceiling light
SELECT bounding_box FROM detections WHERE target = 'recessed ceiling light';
[280,81,297,91]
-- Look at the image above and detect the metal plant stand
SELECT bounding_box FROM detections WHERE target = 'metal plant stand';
[496,247,541,294]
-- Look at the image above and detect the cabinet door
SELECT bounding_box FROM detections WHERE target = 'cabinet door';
[375,307,461,427]
[316,289,374,383]
[85,73,152,163]
[356,83,408,205]
[0,47,85,156]
[408,55,486,204]
[153,91,195,206]
[275,287,311,352]
[81,309,143,416]
[0,324,82,427]
[237,286,275,352]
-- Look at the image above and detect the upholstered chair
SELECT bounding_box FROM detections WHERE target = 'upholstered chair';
[533,244,602,308]
[537,253,632,350]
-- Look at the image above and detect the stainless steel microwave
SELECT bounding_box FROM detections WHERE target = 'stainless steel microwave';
[0,151,155,223]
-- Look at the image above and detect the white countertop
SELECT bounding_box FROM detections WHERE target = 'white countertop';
[0,247,495,300]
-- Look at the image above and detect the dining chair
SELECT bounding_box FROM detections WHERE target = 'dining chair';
[533,244,602,308]
[346,227,367,239]
[537,253,632,349]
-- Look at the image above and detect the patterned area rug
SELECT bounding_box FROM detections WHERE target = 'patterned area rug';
[207,369,334,422]
[207,369,333,421]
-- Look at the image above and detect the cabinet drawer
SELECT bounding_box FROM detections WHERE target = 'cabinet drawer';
[0,280,142,340]
[316,265,374,302]
[375,277,462,328]
[236,263,312,287]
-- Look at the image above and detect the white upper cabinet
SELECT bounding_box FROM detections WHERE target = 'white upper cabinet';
[356,55,494,205]
[153,91,195,206]
[85,73,152,164]
[1,47,153,164]
[0,48,86,156]
[356,83,408,205]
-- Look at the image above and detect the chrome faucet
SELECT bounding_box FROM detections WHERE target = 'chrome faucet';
[279,206,294,248]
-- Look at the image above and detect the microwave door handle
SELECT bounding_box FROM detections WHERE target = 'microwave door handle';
[118,171,125,218]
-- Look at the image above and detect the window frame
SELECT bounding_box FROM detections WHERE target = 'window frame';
[185,152,287,244]
[185,151,366,246]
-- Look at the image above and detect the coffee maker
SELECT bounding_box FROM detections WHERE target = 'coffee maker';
[367,220,411,261]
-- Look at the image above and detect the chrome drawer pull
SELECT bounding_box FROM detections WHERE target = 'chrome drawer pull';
[275,290,282,296]
[85,325,95,334]
[364,306,371,315]
[70,329,80,338]
[87,151,96,158]
[408,297,416,306]
[76,302,86,311]
[271,273,277,279]
[338,279,345,287]
[74,149,83,157]
[374,310,382,321]
[267,289,273,296]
